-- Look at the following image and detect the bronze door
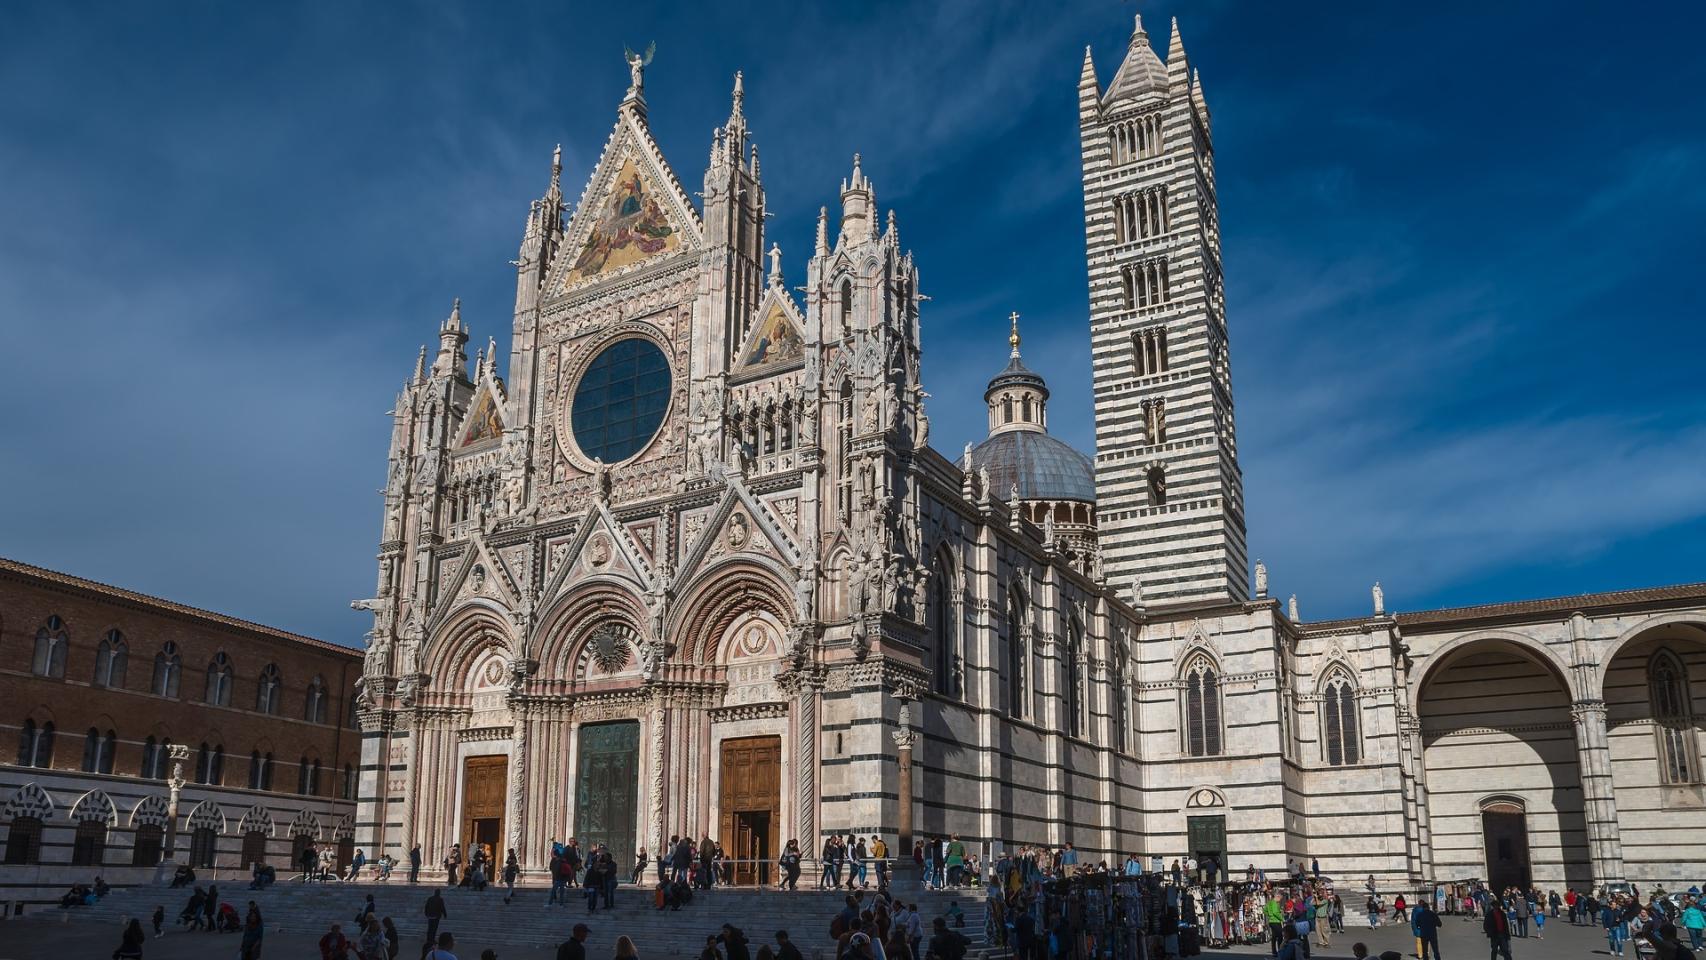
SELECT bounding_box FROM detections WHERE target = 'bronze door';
[462,755,508,861]
[719,735,781,885]
[575,721,640,872]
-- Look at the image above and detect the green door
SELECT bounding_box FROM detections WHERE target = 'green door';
[575,721,640,872]
[1187,814,1227,878]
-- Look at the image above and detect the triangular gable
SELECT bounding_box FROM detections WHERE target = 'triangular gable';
[430,534,522,628]
[736,289,806,372]
[675,476,802,587]
[458,380,506,448]
[555,111,703,294]
[536,501,652,610]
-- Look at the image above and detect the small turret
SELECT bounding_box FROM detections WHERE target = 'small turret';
[1103,14,1168,105]
[432,298,469,379]
[838,154,875,246]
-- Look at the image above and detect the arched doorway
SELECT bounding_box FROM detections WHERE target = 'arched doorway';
[1417,636,1590,887]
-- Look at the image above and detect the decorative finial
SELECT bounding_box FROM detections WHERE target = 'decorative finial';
[732,70,744,108]
[1008,311,1021,357]
[1133,13,1146,38]
[449,297,462,329]
[623,41,656,99]
[815,206,829,255]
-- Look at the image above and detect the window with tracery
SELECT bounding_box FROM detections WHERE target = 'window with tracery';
[33,616,67,678]
[1007,591,1028,719]
[1066,619,1086,738]
[256,664,282,714]
[1181,656,1222,757]
[152,642,181,697]
[1651,650,1701,784]
[204,652,233,706]
[929,554,957,698]
[1321,673,1361,766]
[94,630,127,688]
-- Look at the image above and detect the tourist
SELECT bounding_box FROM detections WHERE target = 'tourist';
[601,845,619,908]
[383,917,401,960]
[301,842,318,881]
[1412,900,1440,960]
[848,836,868,890]
[1483,901,1513,960]
[444,844,461,887]
[872,835,890,891]
[358,893,377,926]
[944,836,966,887]
[722,924,751,960]
[1265,892,1285,954]
[1311,857,1320,879]
[822,836,841,889]
[1366,894,1381,928]
[557,922,590,960]
[780,840,802,890]
[1683,897,1706,951]
[1605,896,1629,958]
[927,917,969,960]
[1393,893,1408,924]
[1331,894,1345,933]
[349,848,368,881]
[502,849,519,903]
[614,935,638,960]
[112,917,146,959]
[1315,895,1332,949]
[633,847,648,886]
[426,932,458,960]
[1509,890,1530,937]
[1275,924,1304,960]
[585,852,604,913]
[424,888,448,949]
[241,902,264,960]
[700,935,722,960]
[180,886,205,929]
[775,931,803,960]
[320,922,352,960]
[409,844,422,884]
[1534,898,1546,939]
[358,918,388,960]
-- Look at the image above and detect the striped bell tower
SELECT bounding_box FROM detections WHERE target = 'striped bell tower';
[1079,15,1248,605]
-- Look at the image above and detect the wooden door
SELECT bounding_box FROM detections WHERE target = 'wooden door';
[462,755,508,859]
[1482,805,1531,892]
[719,735,781,885]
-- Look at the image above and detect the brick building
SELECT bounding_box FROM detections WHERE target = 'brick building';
[0,556,360,892]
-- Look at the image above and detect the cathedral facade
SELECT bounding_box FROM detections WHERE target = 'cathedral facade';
[352,16,1706,891]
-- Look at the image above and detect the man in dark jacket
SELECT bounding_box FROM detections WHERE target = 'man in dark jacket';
[1483,903,1513,960]
[672,836,693,884]
[929,917,969,960]
[557,922,590,960]
[408,843,422,884]
[1412,902,1442,960]
[775,931,804,960]
[424,889,447,948]
[720,924,751,960]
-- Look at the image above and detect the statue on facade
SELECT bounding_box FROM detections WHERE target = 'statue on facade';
[1254,559,1268,598]
[623,42,654,99]
[1372,581,1385,616]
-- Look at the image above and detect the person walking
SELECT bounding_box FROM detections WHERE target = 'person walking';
[1265,893,1285,956]
[423,888,448,950]
[944,835,966,888]
[1412,900,1440,960]
[780,840,801,890]
[1604,897,1627,958]
[557,922,590,960]
[113,918,146,959]
[502,849,519,904]
[775,931,803,960]
[1510,892,1530,938]
[872,836,889,891]
[1484,902,1513,960]
[426,932,457,960]
[203,882,218,933]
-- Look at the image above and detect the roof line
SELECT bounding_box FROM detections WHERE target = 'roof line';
[0,555,361,657]
[1394,581,1706,628]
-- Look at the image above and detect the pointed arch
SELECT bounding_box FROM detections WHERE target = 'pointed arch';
[1065,614,1087,738]
[670,558,794,665]
[238,803,276,837]
[926,548,960,699]
[1649,648,1701,784]
[534,581,648,681]
[130,795,170,827]
[421,603,519,690]
[1318,662,1362,766]
[70,789,118,826]
[1006,584,1030,719]
[287,807,322,841]
[1180,651,1222,757]
[184,798,226,833]
[32,615,68,679]
[3,783,55,821]
[333,811,356,841]
[94,629,128,688]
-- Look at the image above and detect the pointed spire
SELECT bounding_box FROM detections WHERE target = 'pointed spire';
[1166,16,1190,88]
[433,298,469,379]
[884,209,897,246]
[839,153,875,246]
[549,144,563,199]
[1008,311,1022,358]
[815,206,829,256]
[749,142,760,180]
[731,70,745,117]
[414,345,428,383]
[1191,67,1210,121]
[486,336,498,377]
[1105,11,1168,103]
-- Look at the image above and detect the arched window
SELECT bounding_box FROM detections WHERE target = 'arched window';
[94,630,128,688]
[189,826,217,868]
[342,764,356,800]
[204,652,234,706]
[1321,672,1361,766]
[836,380,855,523]
[305,676,328,724]
[131,823,163,865]
[1181,656,1222,757]
[152,642,181,697]
[256,664,282,715]
[1651,651,1701,784]
[81,727,116,774]
[840,280,854,337]
[1002,396,1014,424]
[17,718,54,768]
[298,757,313,795]
[1112,650,1129,752]
[1065,619,1086,738]
[929,554,957,698]
[32,616,68,678]
[195,742,224,785]
[3,816,43,864]
[1007,591,1028,719]
[310,760,322,796]
[141,736,170,780]
[1147,465,1167,506]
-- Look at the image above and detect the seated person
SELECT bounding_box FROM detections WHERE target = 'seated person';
[92,877,110,898]
[59,884,89,908]
[170,865,196,888]
[218,902,241,932]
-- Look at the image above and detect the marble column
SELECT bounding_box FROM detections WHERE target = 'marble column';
[891,700,920,893]
[162,744,190,862]
[1571,700,1625,885]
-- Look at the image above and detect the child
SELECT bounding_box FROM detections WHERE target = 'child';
[151,905,165,938]
[1534,906,1545,939]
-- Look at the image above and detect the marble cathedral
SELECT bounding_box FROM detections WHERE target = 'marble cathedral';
[353,17,1706,890]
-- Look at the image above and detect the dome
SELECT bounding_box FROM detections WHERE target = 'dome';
[963,430,1096,504]
[983,355,1048,403]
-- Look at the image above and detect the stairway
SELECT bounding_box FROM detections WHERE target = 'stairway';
[29,880,992,959]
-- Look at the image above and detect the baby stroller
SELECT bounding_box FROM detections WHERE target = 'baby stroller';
[217,902,241,932]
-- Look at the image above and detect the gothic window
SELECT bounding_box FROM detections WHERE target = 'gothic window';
[17,718,54,767]
[152,642,181,697]
[3,816,42,864]
[1065,619,1086,738]
[204,652,234,706]
[305,676,328,724]
[195,742,224,785]
[1147,465,1167,506]
[256,664,281,715]
[1113,653,1129,752]
[298,757,310,795]
[342,764,356,800]
[836,381,854,524]
[1181,655,1223,757]
[840,280,854,338]
[94,630,127,688]
[189,826,217,868]
[249,751,275,791]
[928,553,957,698]
[1321,672,1361,766]
[1007,591,1028,719]
[81,727,115,774]
[348,696,362,730]
[32,616,68,678]
[311,759,322,795]
[140,736,171,779]
[1651,650,1701,784]
[1132,326,1169,377]
[1143,399,1167,445]
[71,819,107,866]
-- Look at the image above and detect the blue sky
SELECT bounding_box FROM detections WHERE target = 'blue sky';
[3,1,1704,645]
